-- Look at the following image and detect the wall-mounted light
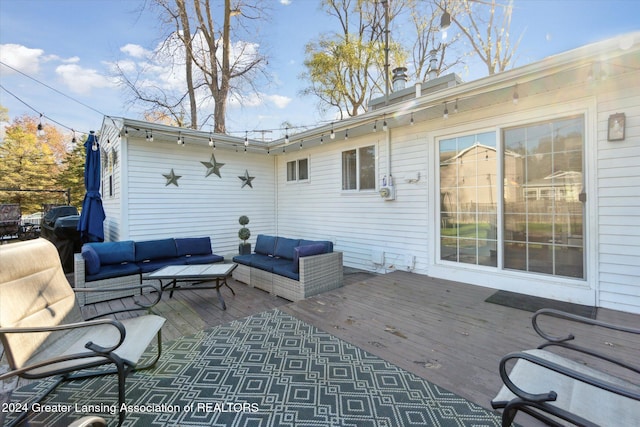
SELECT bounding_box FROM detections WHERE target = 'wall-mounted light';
[607,113,625,141]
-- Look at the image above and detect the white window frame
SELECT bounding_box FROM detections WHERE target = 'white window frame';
[286,157,310,183]
[341,144,377,192]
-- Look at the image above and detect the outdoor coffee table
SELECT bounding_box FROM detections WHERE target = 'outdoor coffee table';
[146,263,237,310]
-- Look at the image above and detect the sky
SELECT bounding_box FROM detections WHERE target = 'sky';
[1,0,639,141]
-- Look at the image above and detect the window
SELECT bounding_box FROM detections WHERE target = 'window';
[342,145,376,190]
[439,132,498,267]
[287,158,309,182]
[503,116,584,278]
[438,115,585,279]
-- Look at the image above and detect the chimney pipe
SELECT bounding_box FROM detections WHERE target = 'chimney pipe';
[392,67,408,91]
[428,49,438,80]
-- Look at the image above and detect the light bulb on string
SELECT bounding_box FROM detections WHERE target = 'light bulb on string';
[330,123,335,140]
[36,114,45,137]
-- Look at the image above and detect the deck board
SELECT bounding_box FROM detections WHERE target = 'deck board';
[3,270,639,427]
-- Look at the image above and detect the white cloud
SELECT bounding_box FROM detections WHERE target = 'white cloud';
[266,94,292,109]
[55,63,115,95]
[120,43,151,59]
[280,0,292,5]
[0,44,43,74]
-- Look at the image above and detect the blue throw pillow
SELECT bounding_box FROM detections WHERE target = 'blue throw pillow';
[81,245,101,275]
[293,244,327,273]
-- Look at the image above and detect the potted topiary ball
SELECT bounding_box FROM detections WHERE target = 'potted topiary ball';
[238,215,251,255]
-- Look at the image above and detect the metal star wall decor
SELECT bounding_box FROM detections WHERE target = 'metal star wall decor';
[201,153,224,178]
[238,169,255,188]
[163,169,182,186]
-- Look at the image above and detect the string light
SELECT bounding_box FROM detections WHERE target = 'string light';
[208,132,214,147]
[344,129,349,140]
[410,113,414,126]
[285,127,289,144]
[330,123,335,140]
[71,130,77,144]
[244,131,248,152]
[512,84,519,105]
[300,139,303,149]
[373,120,377,132]
[177,132,183,145]
[443,102,449,119]
[454,99,459,114]
[37,114,45,137]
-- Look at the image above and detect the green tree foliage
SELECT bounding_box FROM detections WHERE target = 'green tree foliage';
[57,137,87,209]
[301,0,404,118]
[0,115,67,214]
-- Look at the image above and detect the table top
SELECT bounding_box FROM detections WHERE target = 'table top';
[146,263,237,280]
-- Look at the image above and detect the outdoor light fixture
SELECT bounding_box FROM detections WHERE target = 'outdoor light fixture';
[373,120,378,132]
[443,102,449,119]
[330,124,335,140]
[285,127,289,144]
[410,113,414,126]
[244,131,249,147]
[177,132,183,145]
[320,135,324,144]
[345,129,349,140]
[300,140,303,149]
[209,133,214,147]
[36,114,45,137]
[382,119,388,132]
[440,9,451,40]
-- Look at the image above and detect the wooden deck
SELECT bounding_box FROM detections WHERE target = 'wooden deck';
[3,269,639,426]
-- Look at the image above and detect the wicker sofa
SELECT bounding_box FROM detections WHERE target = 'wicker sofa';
[232,234,343,301]
[74,236,223,305]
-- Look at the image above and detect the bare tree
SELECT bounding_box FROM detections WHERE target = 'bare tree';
[446,0,521,75]
[116,0,270,133]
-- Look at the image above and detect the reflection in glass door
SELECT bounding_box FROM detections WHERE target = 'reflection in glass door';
[439,132,498,267]
[503,116,585,278]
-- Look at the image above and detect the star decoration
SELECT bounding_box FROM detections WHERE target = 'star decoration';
[163,169,182,187]
[238,170,255,188]
[201,154,224,178]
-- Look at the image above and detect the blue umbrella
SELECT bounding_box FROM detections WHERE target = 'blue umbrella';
[77,131,106,242]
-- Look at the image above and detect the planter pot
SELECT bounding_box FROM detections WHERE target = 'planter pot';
[238,243,251,255]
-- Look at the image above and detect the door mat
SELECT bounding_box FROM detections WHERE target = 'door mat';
[485,290,597,319]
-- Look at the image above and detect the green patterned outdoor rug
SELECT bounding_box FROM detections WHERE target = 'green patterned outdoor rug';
[4,309,502,426]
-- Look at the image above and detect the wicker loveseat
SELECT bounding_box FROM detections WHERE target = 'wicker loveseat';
[232,234,343,301]
[74,236,223,305]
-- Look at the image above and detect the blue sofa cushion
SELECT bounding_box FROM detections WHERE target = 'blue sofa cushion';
[299,239,333,253]
[253,256,292,273]
[272,264,300,281]
[87,241,135,265]
[86,262,141,282]
[182,254,224,265]
[293,244,327,273]
[136,258,185,274]
[81,244,101,275]
[135,238,177,262]
[232,254,254,266]
[175,237,212,257]
[274,237,301,260]
[255,234,277,256]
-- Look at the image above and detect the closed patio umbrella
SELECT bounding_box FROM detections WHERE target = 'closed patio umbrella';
[77,131,106,242]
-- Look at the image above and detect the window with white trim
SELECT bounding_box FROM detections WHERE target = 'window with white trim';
[286,158,309,182]
[342,145,376,190]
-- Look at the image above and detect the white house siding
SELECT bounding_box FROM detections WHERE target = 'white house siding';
[275,125,430,274]
[100,132,276,257]
[100,120,124,241]
[595,70,640,314]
